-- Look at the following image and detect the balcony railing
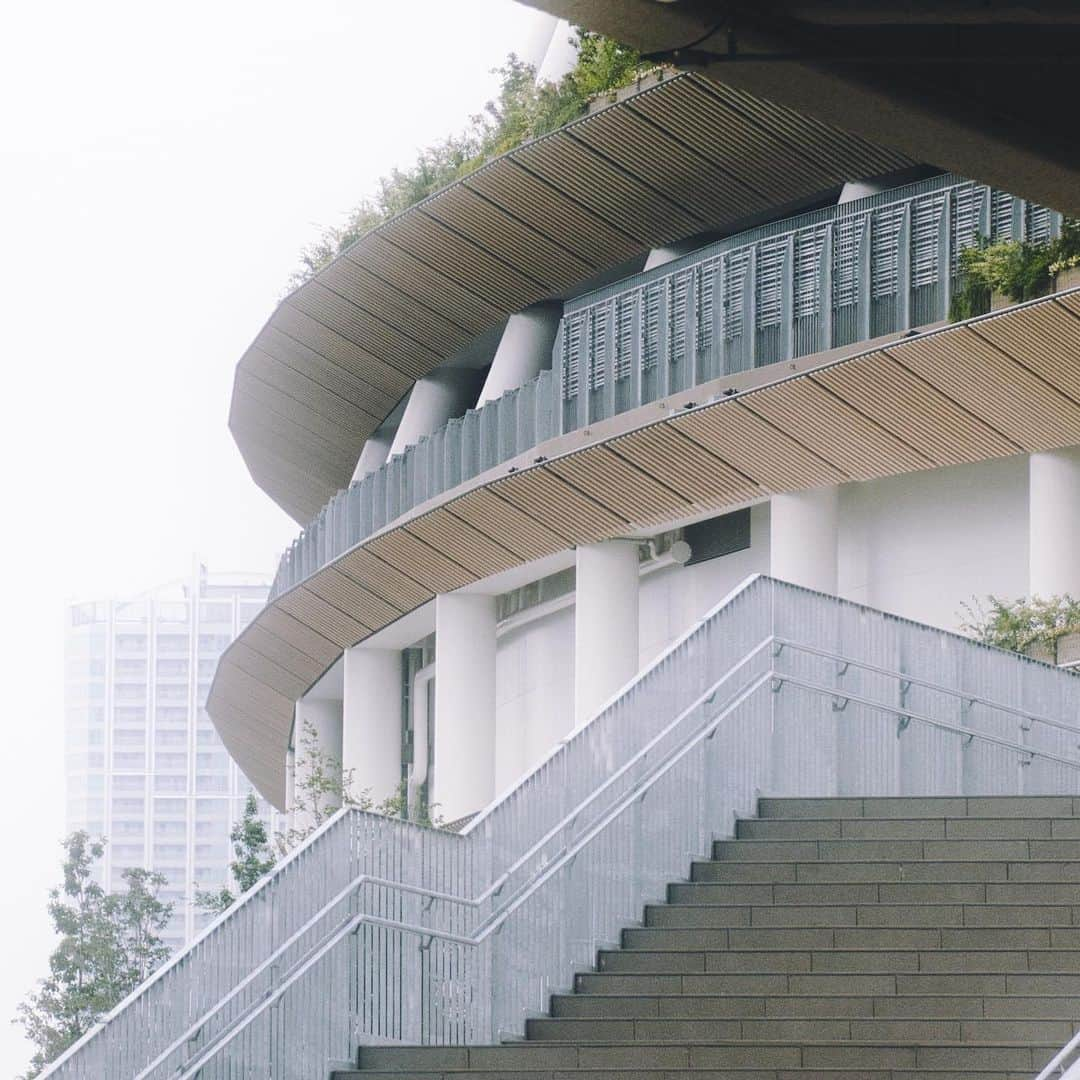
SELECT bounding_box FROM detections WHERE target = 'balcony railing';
[43,575,1080,1079]
[269,175,1059,599]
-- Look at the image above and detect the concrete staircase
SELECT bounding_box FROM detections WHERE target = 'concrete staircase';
[336,796,1080,1080]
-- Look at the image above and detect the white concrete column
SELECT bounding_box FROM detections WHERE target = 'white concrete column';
[387,372,477,460]
[342,646,402,805]
[477,304,561,406]
[644,240,701,271]
[350,430,395,484]
[574,540,640,725]
[293,697,344,824]
[536,16,577,82]
[838,178,891,204]
[770,487,840,593]
[432,593,497,823]
[1029,447,1080,597]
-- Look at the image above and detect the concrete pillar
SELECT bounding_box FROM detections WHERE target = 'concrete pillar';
[387,372,477,460]
[1029,448,1080,597]
[477,304,561,406]
[770,487,840,593]
[536,16,577,82]
[342,646,402,805]
[838,179,891,204]
[644,241,701,271]
[293,697,344,826]
[350,430,395,484]
[575,540,640,725]
[432,593,497,823]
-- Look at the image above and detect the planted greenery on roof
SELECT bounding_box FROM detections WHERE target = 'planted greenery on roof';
[288,31,648,290]
[961,594,1080,658]
[950,218,1080,321]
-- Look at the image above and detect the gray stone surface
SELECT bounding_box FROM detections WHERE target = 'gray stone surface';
[346,797,1080,1078]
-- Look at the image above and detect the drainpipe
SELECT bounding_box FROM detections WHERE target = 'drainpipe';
[407,662,436,819]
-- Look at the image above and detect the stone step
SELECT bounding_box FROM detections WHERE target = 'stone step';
[757,796,1080,819]
[341,1071,1050,1080]
[622,926,1074,951]
[671,879,1080,903]
[591,947,1080,980]
[550,993,1080,1021]
[689,858,1080,883]
[349,797,1080,1080]
[637,902,1078,930]
[350,1040,1059,1073]
[524,1016,1075,1044]
[574,970,1080,996]
[711,837,1080,862]
[735,816,1080,841]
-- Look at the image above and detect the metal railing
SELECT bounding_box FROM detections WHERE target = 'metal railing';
[1037,1031,1080,1080]
[269,174,1059,599]
[43,575,1080,1079]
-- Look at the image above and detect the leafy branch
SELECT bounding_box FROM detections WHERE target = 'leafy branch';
[960,594,1080,656]
[286,30,649,292]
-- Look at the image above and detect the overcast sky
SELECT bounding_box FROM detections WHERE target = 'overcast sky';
[0,1,552,1071]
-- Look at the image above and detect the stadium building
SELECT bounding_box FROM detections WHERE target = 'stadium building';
[45,8,1080,1079]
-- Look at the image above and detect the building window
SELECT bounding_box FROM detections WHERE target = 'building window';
[683,508,752,566]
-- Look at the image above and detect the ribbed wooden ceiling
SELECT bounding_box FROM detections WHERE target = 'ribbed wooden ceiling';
[211,293,1080,806]
[231,71,913,523]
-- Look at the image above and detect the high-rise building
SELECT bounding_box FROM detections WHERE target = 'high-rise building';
[64,563,274,948]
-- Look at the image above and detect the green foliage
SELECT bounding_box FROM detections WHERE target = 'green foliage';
[195,793,277,917]
[276,722,445,855]
[287,30,649,290]
[15,833,172,1078]
[960,594,1080,656]
[949,218,1080,321]
[377,777,443,829]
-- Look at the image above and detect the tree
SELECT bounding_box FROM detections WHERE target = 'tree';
[961,594,1080,655]
[275,721,443,855]
[287,30,649,290]
[15,833,171,1079]
[275,719,367,853]
[195,793,277,917]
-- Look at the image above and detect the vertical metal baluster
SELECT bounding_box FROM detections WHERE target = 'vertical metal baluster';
[603,299,616,420]
[781,235,794,362]
[897,203,912,331]
[857,213,872,342]
[820,224,834,352]
[940,188,953,319]
[745,246,757,368]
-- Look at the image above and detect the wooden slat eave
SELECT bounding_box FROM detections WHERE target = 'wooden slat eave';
[228,71,918,523]
[211,291,1080,809]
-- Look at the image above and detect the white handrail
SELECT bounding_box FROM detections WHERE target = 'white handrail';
[45,575,1080,1080]
[1035,1029,1080,1080]
[165,667,776,1077]
[779,675,1080,769]
[145,639,1080,1078]
[776,637,1080,738]
[38,800,364,1077]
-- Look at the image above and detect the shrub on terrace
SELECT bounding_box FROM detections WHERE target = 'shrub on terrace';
[286,30,649,292]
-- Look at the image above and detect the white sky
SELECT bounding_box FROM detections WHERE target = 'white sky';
[0,2,553,1071]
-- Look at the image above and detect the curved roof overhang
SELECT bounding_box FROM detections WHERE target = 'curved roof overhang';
[520,2,1080,222]
[231,70,915,522]
[211,292,1080,807]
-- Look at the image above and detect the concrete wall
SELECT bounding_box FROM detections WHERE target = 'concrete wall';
[640,503,772,669]
[494,604,575,796]
[490,457,1030,797]
[315,454,1038,818]
[838,455,1028,628]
